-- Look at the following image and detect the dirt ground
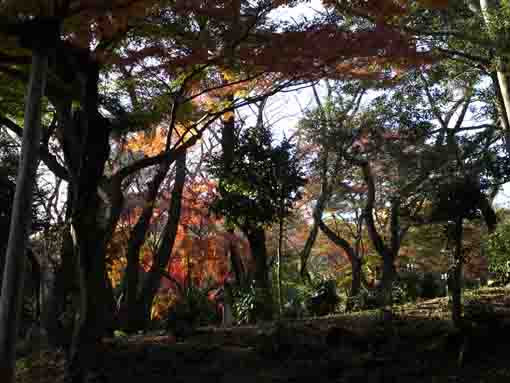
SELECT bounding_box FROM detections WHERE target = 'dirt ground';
[17,288,510,383]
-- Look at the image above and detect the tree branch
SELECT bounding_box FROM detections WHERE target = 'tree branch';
[0,115,69,180]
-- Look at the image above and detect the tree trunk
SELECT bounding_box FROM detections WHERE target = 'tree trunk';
[361,162,400,308]
[65,60,112,382]
[245,226,273,320]
[451,218,464,328]
[300,188,329,282]
[300,222,318,283]
[276,217,284,317]
[349,256,362,310]
[134,151,187,330]
[480,0,510,154]
[122,161,170,332]
[380,253,396,307]
[0,49,48,383]
[317,218,363,310]
[226,230,245,286]
[44,217,77,349]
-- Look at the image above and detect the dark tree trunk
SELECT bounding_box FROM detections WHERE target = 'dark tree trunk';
[245,226,273,320]
[44,218,76,348]
[350,256,362,309]
[380,253,396,307]
[133,151,187,330]
[118,96,182,332]
[65,58,112,382]
[227,229,245,286]
[361,162,401,308]
[451,218,464,328]
[0,47,49,383]
[300,222,318,283]
[300,176,329,283]
[318,218,362,310]
[246,227,269,290]
[122,161,171,332]
[276,217,284,317]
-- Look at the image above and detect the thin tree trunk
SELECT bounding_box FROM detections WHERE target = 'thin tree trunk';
[276,217,284,317]
[134,151,187,329]
[300,222,318,283]
[361,162,397,307]
[350,256,362,310]
[0,49,48,383]
[123,161,170,332]
[317,218,362,310]
[480,0,510,154]
[495,72,510,154]
[300,188,329,282]
[451,218,464,328]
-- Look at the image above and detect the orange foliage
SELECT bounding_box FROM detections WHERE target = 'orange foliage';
[125,126,168,156]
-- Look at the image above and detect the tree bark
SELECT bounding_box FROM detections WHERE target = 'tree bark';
[317,218,363,310]
[122,161,171,332]
[300,222,318,283]
[451,218,464,328]
[44,215,77,349]
[276,217,284,317]
[300,188,329,282]
[361,162,398,307]
[479,0,510,154]
[65,59,112,382]
[0,48,48,383]
[134,150,187,330]
[244,226,273,320]
[226,230,245,286]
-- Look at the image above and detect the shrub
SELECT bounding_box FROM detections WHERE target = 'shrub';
[421,272,442,298]
[487,220,510,286]
[232,281,257,325]
[349,281,412,311]
[398,271,421,301]
[166,285,219,333]
[306,279,341,316]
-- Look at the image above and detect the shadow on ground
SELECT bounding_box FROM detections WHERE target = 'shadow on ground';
[17,288,510,383]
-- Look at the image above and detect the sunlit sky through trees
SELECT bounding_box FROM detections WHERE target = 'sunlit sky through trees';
[238,1,510,208]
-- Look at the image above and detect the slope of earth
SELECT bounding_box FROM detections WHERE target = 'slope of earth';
[17,287,510,383]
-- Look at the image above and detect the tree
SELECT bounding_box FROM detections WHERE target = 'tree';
[208,121,305,320]
[487,213,510,285]
[370,0,510,155]
[297,80,368,305]
[0,3,62,381]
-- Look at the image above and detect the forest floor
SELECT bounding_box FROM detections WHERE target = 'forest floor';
[17,287,510,383]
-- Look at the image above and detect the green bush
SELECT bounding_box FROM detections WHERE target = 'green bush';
[306,279,341,316]
[487,220,510,286]
[349,288,379,311]
[279,278,314,319]
[166,285,219,332]
[232,281,257,324]
[349,281,412,311]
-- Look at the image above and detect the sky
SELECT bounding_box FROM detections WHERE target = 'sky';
[244,1,510,208]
